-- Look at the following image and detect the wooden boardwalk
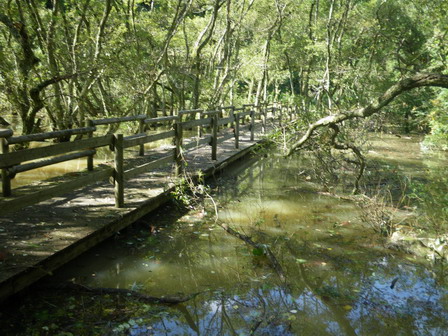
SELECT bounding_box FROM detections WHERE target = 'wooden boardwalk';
[0,104,294,302]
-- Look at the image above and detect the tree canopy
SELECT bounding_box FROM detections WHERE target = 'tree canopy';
[0,0,446,142]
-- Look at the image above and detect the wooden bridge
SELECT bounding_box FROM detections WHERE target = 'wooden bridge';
[0,103,297,302]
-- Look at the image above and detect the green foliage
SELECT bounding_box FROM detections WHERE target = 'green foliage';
[171,171,209,209]
[409,165,448,233]
[423,90,448,150]
[0,0,446,137]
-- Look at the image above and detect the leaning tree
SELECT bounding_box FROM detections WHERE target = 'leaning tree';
[286,73,448,193]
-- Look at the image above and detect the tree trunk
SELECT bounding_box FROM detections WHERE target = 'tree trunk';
[287,73,448,155]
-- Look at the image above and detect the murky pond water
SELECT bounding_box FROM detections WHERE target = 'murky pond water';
[1,134,447,335]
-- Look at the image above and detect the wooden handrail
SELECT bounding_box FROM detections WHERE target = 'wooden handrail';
[178,109,203,116]
[144,116,178,124]
[0,101,281,211]
[7,127,96,144]
[91,115,146,126]
[180,117,212,129]
[0,135,113,168]
[8,150,96,176]
[0,129,13,138]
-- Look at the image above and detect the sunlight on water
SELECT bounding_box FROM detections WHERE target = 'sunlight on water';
[3,134,447,335]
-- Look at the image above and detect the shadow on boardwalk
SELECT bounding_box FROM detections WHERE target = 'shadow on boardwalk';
[0,123,276,302]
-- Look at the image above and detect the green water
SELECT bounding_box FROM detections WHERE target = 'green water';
[1,134,447,335]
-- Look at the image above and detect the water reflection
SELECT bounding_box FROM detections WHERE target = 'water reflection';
[2,135,448,335]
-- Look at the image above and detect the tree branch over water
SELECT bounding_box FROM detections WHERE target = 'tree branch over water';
[286,73,448,156]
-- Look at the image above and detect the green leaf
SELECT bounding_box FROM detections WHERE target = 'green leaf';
[252,248,264,256]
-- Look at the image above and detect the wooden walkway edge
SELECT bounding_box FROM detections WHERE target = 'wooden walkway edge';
[0,126,272,302]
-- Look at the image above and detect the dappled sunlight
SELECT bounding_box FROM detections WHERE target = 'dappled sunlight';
[2,136,447,335]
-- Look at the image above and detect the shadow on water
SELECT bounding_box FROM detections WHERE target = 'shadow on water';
[1,134,447,335]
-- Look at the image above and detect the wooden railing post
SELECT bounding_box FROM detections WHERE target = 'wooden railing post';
[174,122,183,176]
[229,106,235,129]
[113,134,124,208]
[250,108,255,141]
[217,106,222,132]
[255,105,261,121]
[234,112,240,149]
[198,111,204,137]
[138,118,145,156]
[86,120,94,171]
[211,114,218,160]
[241,105,247,125]
[0,129,13,197]
[272,102,277,123]
[262,104,267,134]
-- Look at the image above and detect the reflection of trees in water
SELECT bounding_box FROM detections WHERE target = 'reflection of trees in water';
[47,151,447,335]
[139,223,447,336]
[140,254,446,335]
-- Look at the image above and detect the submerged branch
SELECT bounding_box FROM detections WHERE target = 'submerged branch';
[42,282,200,304]
[217,222,287,282]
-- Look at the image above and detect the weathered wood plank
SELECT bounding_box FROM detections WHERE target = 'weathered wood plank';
[124,154,174,179]
[0,135,113,168]
[183,136,212,150]
[174,123,183,175]
[217,116,234,126]
[178,109,202,116]
[0,106,275,302]
[123,130,175,148]
[92,115,146,126]
[212,115,218,160]
[239,111,251,118]
[144,116,178,124]
[201,110,219,116]
[181,118,212,129]
[8,150,96,175]
[7,127,96,145]
[1,138,11,196]
[86,120,95,171]
[0,168,114,215]
[114,134,124,208]
[0,185,174,303]
[138,119,145,156]
[0,129,13,138]
[182,135,212,150]
[217,132,235,144]
[235,114,240,149]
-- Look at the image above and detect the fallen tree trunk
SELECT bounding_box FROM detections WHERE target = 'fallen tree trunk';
[287,73,448,156]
